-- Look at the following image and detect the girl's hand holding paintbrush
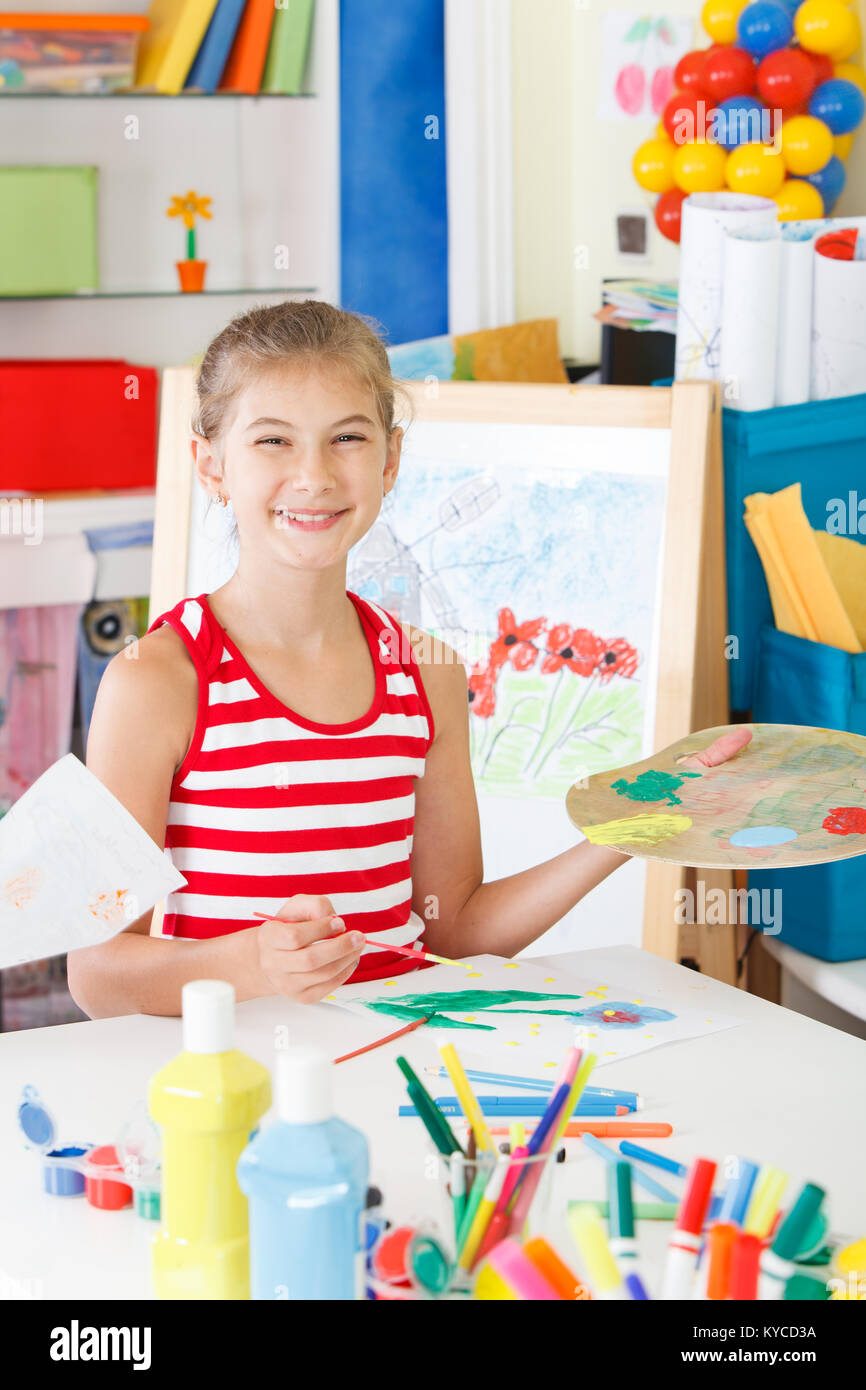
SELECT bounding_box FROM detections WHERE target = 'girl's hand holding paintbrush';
[253,894,365,1004]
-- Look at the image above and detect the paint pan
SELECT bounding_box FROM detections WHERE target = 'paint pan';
[83,1145,133,1211]
[17,1085,90,1197]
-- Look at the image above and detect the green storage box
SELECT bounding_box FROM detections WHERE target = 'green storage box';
[0,165,98,295]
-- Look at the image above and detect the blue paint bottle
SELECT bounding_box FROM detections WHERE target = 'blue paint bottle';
[237,1047,369,1301]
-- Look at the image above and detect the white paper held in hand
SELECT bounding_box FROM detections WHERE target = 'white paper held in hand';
[0,754,186,968]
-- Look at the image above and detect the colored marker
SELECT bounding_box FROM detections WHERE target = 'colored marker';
[506,1054,596,1239]
[660,1157,717,1300]
[580,1133,680,1204]
[489,1121,673,1139]
[567,1204,626,1300]
[457,1159,495,1255]
[729,1231,761,1300]
[438,1044,496,1152]
[572,1199,680,1221]
[449,1150,466,1241]
[458,1155,512,1271]
[705,1222,737,1301]
[475,1143,531,1266]
[428,1067,640,1106]
[744,1166,789,1239]
[608,1162,641,1275]
[625,1271,651,1300]
[400,1098,627,1118]
[485,1238,562,1300]
[253,913,472,970]
[395,1059,463,1163]
[524,1236,593,1300]
[619,1140,688,1178]
[758,1183,826,1300]
[716,1157,759,1227]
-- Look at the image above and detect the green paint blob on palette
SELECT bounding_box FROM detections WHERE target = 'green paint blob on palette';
[565,723,866,869]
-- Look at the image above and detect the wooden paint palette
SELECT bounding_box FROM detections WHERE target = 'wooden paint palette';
[565,723,866,869]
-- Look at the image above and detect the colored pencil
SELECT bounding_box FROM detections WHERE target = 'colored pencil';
[488,1121,673,1138]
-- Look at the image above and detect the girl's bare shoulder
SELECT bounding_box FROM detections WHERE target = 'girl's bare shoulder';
[395,621,468,741]
[88,624,199,770]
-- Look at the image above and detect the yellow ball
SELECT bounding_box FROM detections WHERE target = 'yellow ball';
[795,0,858,56]
[830,9,861,59]
[834,61,866,95]
[701,0,747,44]
[633,138,676,193]
[655,120,670,142]
[774,178,825,220]
[835,131,854,159]
[725,142,786,197]
[672,139,728,193]
[780,115,835,175]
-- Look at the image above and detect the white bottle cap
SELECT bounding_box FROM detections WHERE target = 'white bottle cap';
[182,980,235,1054]
[275,1046,333,1124]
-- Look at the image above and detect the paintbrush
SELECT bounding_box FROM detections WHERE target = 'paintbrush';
[252,912,472,969]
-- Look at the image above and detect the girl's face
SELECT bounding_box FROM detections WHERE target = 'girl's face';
[194,362,401,573]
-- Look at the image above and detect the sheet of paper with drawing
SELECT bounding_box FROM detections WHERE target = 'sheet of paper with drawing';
[0,754,186,968]
[327,954,741,1070]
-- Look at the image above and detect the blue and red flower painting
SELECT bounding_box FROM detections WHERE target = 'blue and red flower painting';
[575,1001,677,1029]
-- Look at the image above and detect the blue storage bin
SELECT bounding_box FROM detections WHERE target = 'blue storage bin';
[751,624,866,961]
[722,392,866,712]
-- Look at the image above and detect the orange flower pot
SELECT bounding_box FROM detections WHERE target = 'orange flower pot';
[176,259,207,292]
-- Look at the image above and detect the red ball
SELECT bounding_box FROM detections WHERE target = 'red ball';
[701,45,757,102]
[757,48,816,108]
[674,48,710,96]
[655,187,687,243]
[800,49,834,87]
[661,88,718,142]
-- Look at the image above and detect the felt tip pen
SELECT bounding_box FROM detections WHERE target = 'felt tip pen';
[428,1067,641,1107]
[485,1238,562,1300]
[705,1222,737,1301]
[438,1044,496,1153]
[729,1231,761,1300]
[395,1056,463,1156]
[398,1098,628,1118]
[572,1199,680,1221]
[619,1140,688,1178]
[580,1133,680,1204]
[607,1161,640,1270]
[459,1155,511,1271]
[624,1270,650,1300]
[487,1121,673,1139]
[449,1150,466,1242]
[474,1144,531,1266]
[567,1204,627,1300]
[660,1156,717,1301]
[758,1182,826,1300]
[744,1166,789,1240]
[716,1157,759,1227]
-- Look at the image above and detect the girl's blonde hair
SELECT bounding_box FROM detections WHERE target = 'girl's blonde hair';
[193,299,413,444]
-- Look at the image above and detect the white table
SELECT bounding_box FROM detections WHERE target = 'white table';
[1,946,864,1300]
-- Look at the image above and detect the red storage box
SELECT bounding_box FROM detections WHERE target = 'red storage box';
[0,359,158,491]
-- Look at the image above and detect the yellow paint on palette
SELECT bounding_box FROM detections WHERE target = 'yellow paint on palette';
[603,1010,615,1017]
[582,812,692,847]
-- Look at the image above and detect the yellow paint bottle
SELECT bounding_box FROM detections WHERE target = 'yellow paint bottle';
[148,980,271,1300]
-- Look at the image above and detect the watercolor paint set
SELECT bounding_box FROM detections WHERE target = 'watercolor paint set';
[17,1086,162,1219]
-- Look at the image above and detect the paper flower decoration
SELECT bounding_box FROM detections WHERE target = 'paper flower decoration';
[166,189,212,260]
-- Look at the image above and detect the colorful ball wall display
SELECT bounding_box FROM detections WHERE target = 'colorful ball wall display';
[808,77,866,134]
[779,112,835,172]
[737,1,794,58]
[774,176,825,218]
[632,0,863,242]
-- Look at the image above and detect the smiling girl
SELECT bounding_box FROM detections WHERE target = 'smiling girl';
[69,300,748,1018]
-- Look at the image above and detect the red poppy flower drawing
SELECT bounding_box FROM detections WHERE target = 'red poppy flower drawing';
[596,637,640,682]
[542,625,604,678]
[489,607,546,674]
[468,606,642,789]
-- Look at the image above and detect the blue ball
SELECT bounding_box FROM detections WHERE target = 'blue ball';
[737,1,793,58]
[804,155,846,207]
[715,95,768,149]
[809,79,865,136]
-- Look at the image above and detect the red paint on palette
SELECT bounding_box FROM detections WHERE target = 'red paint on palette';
[823,806,866,837]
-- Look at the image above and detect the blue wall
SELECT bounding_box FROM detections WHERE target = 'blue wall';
[340,0,448,345]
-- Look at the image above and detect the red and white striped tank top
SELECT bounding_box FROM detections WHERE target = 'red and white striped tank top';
[147,591,435,983]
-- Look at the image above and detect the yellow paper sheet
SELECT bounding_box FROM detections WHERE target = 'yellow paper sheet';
[743,483,862,653]
[453,318,568,383]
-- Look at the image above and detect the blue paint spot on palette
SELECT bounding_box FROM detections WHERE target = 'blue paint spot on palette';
[729,825,798,848]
